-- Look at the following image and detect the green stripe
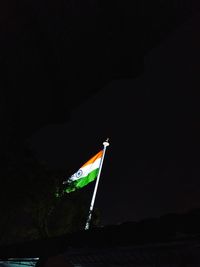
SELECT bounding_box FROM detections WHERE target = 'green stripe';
[64,168,100,193]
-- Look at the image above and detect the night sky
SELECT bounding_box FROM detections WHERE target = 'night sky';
[29,12,200,226]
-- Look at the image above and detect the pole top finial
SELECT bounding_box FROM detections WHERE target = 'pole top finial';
[103,137,110,147]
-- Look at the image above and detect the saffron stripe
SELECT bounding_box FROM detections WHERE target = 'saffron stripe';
[81,150,103,168]
[70,158,102,182]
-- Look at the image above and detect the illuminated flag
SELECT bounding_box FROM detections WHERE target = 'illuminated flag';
[64,150,103,193]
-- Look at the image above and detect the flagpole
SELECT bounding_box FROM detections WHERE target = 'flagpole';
[84,138,110,230]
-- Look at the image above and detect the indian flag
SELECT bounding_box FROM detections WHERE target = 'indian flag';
[64,150,103,193]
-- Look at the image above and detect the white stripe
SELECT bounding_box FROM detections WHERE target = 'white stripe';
[69,158,101,182]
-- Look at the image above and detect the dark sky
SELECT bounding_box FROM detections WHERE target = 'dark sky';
[28,12,200,226]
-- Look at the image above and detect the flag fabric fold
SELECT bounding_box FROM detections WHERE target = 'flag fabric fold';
[64,150,103,193]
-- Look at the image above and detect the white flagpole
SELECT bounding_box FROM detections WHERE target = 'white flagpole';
[84,138,110,230]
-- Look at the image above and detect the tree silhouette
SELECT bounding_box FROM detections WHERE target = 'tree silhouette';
[0,146,89,245]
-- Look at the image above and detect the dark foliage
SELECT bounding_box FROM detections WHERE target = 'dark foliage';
[0,0,199,250]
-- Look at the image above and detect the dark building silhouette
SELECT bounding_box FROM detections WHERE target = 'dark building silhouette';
[0,1,200,266]
[1,209,200,266]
